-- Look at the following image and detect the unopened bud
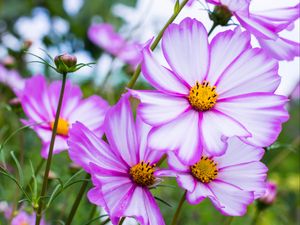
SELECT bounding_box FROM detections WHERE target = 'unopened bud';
[2,56,15,69]
[54,53,77,74]
[22,40,33,50]
[258,181,277,208]
[209,5,232,26]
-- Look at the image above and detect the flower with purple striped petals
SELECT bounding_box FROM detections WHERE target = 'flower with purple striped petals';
[68,93,165,225]
[130,18,289,164]
[20,75,109,158]
[88,23,142,67]
[206,0,300,61]
[156,137,268,216]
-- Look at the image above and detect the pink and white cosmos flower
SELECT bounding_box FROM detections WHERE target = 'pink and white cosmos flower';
[11,211,47,225]
[206,0,300,61]
[0,64,25,96]
[88,23,142,67]
[20,75,109,158]
[68,93,165,225]
[157,137,268,216]
[130,18,289,164]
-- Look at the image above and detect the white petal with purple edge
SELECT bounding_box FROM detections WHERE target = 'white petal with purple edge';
[162,18,209,86]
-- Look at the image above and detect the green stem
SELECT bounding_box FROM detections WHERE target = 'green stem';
[35,73,68,225]
[25,158,45,193]
[250,209,261,225]
[171,191,187,225]
[118,217,125,225]
[65,173,90,225]
[208,22,218,36]
[88,205,97,220]
[100,218,111,225]
[126,0,190,89]
[223,217,234,225]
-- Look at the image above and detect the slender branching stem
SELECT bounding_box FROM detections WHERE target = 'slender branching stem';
[35,73,68,225]
[126,0,190,89]
[171,191,187,225]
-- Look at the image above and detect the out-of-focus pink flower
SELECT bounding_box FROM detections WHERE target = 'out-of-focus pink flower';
[157,137,267,216]
[130,18,288,164]
[20,75,109,158]
[88,23,142,67]
[206,1,300,61]
[11,211,47,225]
[291,82,300,101]
[68,93,165,225]
[0,64,25,95]
[259,181,277,205]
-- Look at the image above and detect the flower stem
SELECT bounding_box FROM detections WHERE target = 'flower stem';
[118,217,125,225]
[223,217,234,225]
[208,22,218,36]
[250,208,262,225]
[35,73,68,225]
[65,173,90,225]
[126,0,190,89]
[171,191,187,225]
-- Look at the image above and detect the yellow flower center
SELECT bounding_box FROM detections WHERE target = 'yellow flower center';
[50,118,69,136]
[130,161,156,187]
[188,81,218,111]
[190,156,218,183]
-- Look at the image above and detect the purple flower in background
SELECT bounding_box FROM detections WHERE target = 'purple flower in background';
[207,0,300,61]
[291,82,300,101]
[68,93,165,225]
[130,18,288,164]
[157,137,267,216]
[20,75,109,158]
[259,181,277,205]
[0,64,25,95]
[88,23,142,66]
[11,211,47,225]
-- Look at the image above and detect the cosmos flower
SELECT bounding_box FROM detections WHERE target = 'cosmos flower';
[88,23,142,67]
[130,18,289,163]
[11,211,47,225]
[0,64,25,95]
[258,181,277,205]
[20,75,109,158]
[156,137,268,216]
[206,0,300,61]
[68,93,165,225]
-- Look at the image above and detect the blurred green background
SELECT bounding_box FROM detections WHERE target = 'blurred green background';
[0,0,299,224]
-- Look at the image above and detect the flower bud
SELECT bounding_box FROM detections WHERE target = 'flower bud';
[54,53,77,74]
[259,181,277,206]
[209,5,232,26]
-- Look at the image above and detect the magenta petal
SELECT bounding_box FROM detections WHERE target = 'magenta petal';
[186,182,215,205]
[87,186,106,207]
[104,93,139,166]
[162,18,209,86]
[41,135,68,158]
[130,90,190,126]
[220,0,250,12]
[68,122,128,173]
[124,187,165,225]
[216,93,289,147]
[148,110,201,164]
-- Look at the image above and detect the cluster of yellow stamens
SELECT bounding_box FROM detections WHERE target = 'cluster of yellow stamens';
[190,156,218,183]
[188,81,218,111]
[130,161,156,187]
[50,118,69,136]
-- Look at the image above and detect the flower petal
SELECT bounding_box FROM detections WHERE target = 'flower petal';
[201,110,250,156]
[124,187,166,225]
[186,182,215,205]
[130,90,190,126]
[104,93,139,166]
[207,28,251,86]
[215,48,280,98]
[257,36,300,61]
[148,110,201,164]
[208,180,254,216]
[68,122,128,173]
[141,47,189,95]
[41,135,68,158]
[216,93,289,147]
[218,162,267,198]
[162,18,209,86]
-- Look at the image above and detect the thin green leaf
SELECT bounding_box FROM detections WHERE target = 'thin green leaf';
[83,215,109,225]
[154,196,172,207]
[10,151,24,185]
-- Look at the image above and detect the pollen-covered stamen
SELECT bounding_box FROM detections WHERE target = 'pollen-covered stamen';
[130,161,156,187]
[190,156,218,183]
[50,118,69,136]
[188,81,218,111]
